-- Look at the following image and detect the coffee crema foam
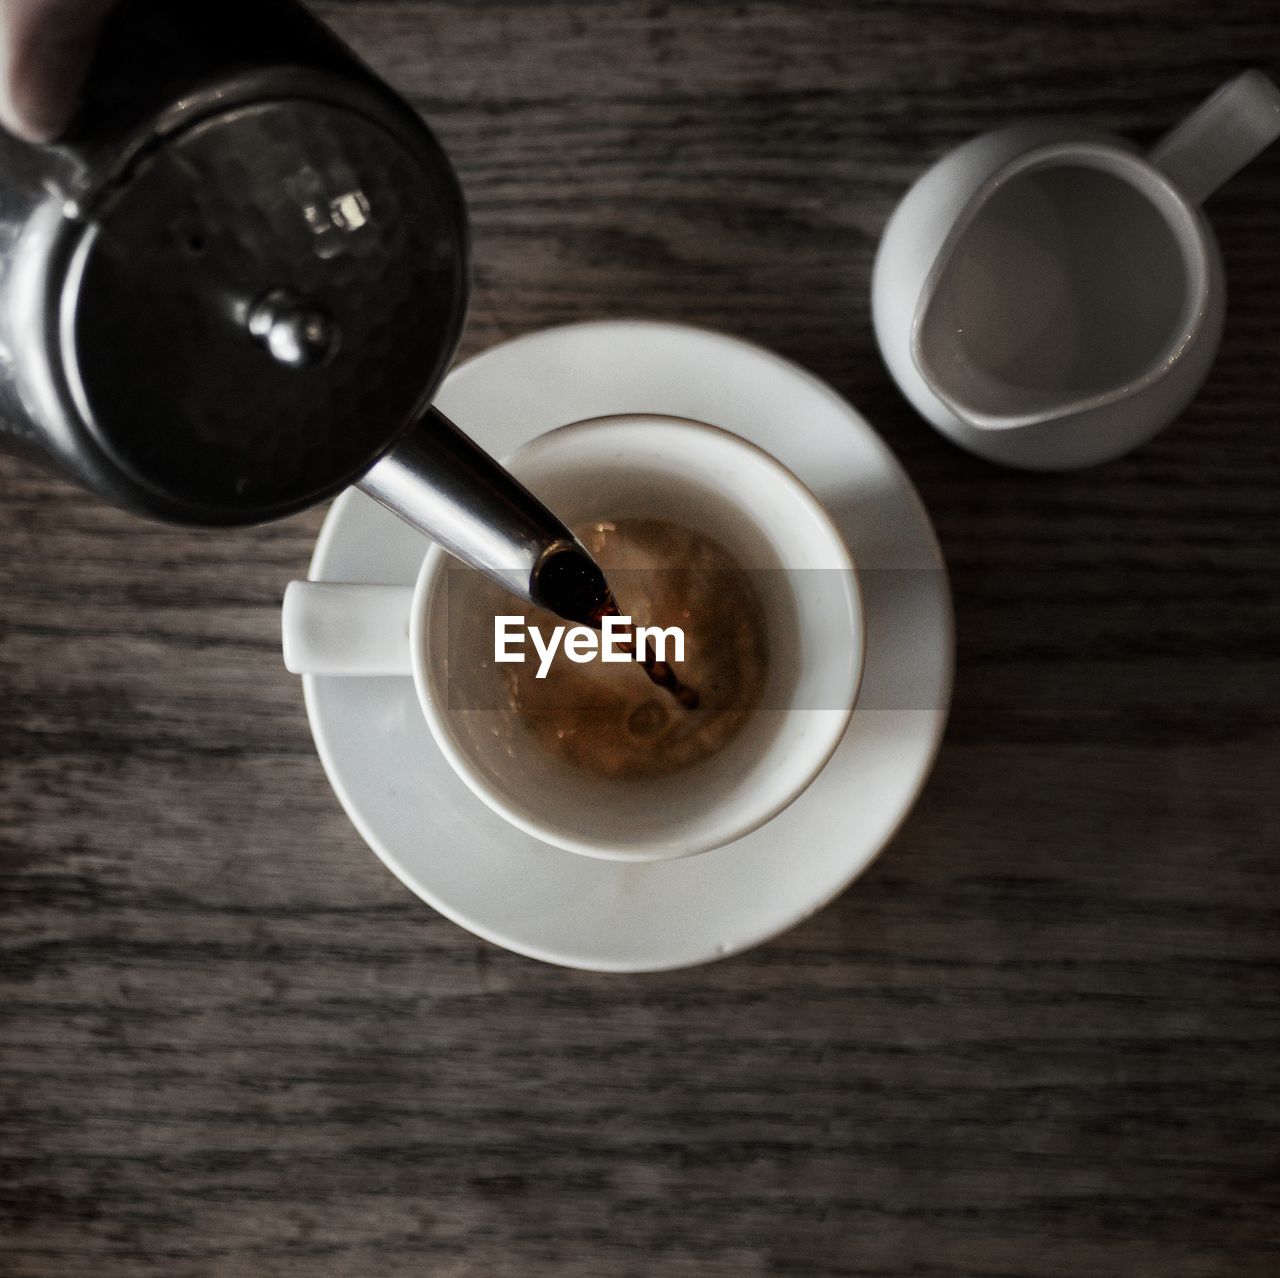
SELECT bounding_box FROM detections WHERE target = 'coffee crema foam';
[449,517,768,779]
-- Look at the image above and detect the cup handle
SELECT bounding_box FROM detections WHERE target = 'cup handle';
[282,582,416,676]
[1149,69,1280,205]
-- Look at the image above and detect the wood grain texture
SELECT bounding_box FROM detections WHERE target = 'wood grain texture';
[3,2,1279,1275]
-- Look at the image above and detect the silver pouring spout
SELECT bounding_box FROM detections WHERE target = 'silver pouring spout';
[357,407,612,624]
[243,291,611,624]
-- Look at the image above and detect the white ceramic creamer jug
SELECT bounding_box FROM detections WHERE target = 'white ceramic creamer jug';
[872,70,1280,469]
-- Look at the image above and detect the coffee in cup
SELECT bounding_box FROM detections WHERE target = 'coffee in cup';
[444,514,769,780]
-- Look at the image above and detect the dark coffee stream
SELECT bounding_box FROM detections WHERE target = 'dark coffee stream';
[593,600,702,711]
[533,544,701,710]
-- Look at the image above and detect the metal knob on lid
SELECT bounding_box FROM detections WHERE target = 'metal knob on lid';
[248,289,340,370]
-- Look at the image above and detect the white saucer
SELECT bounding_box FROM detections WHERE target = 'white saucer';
[302,320,954,971]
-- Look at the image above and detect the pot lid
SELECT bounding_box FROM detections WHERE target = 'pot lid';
[61,94,468,522]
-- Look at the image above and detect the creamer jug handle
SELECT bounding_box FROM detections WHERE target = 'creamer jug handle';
[1150,69,1280,205]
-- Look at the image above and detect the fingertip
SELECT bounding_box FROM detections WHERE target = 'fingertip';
[0,0,117,144]
[0,51,76,142]
[0,106,66,143]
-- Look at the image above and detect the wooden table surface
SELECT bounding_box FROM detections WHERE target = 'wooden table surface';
[3,2,1279,1275]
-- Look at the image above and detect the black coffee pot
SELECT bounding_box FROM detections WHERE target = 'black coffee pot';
[0,0,608,619]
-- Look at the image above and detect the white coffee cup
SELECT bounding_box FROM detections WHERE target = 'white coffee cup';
[873,70,1280,470]
[283,414,863,862]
